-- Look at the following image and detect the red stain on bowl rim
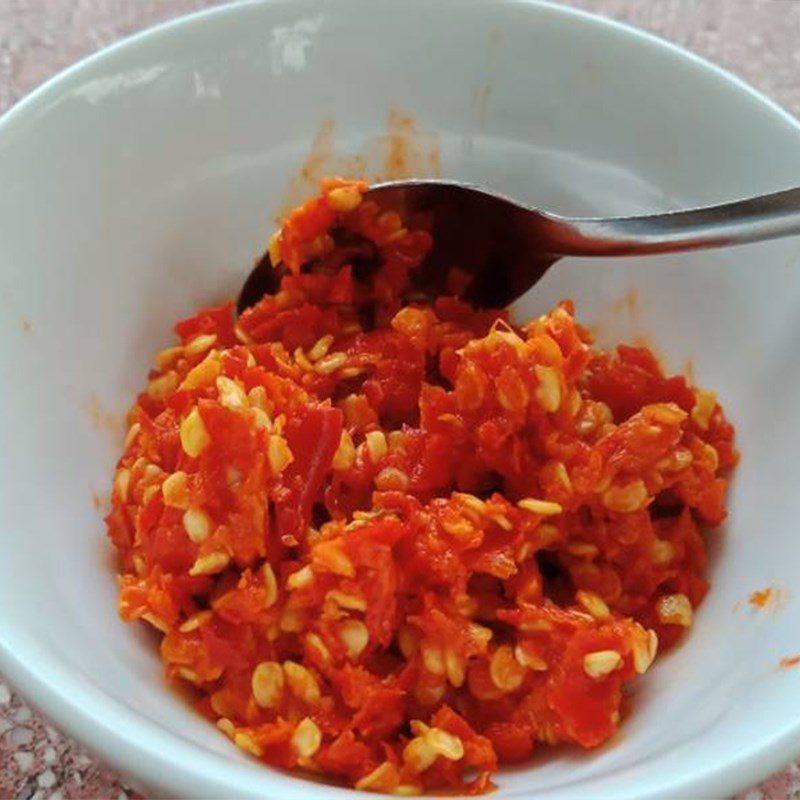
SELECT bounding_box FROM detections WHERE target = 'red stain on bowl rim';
[278,120,366,221]
[750,588,773,608]
[86,393,125,437]
[277,109,441,220]
[472,84,493,128]
[588,287,646,347]
[92,491,109,513]
[299,118,338,183]
[612,287,638,317]
[378,107,441,180]
[749,587,789,613]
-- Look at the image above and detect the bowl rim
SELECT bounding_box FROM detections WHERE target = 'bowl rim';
[1,1,800,797]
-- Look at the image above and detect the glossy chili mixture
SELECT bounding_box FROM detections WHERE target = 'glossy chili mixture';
[107,179,737,794]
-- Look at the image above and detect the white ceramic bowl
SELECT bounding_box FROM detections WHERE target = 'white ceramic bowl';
[2,1,800,798]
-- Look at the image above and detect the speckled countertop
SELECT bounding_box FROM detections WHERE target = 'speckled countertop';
[2,1,800,798]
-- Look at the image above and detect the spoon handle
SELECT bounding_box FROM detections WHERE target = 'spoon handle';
[544,187,800,256]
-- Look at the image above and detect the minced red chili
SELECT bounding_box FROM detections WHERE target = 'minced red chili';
[107,178,737,794]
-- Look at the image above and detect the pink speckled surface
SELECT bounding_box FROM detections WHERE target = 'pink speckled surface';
[2,1,800,798]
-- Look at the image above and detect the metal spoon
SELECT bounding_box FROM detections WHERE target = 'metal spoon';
[238,180,800,313]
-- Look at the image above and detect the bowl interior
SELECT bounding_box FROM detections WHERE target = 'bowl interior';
[2,1,800,798]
